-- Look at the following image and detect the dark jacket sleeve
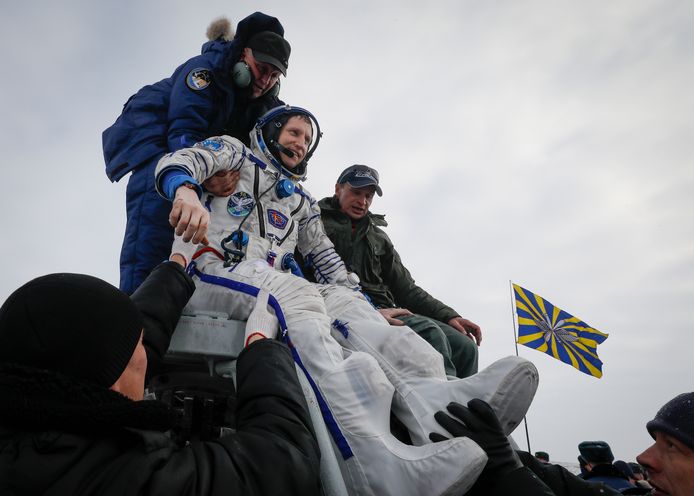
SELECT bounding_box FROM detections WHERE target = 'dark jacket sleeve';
[166,55,220,151]
[485,466,556,495]
[139,339,321,496]
[129,261,195,378]
[380,234,460,323]
[517,451,622,496]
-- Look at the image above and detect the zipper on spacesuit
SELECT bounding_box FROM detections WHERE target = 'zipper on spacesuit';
[254,165,266,238]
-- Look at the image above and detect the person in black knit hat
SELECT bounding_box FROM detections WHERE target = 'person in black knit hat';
[0,260,320,495]
[0,272,145,393]
[637,392,694,496]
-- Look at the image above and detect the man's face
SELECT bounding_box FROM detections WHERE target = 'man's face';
[110,330,147,401]
[637,431,694,496]
[277,116,312,170]
[241,48,281,99]
[334,183,377,220]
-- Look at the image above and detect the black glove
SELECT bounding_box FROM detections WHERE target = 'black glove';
[429,399,522,477]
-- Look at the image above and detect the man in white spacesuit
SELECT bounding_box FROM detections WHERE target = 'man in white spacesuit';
[156,105,539,496]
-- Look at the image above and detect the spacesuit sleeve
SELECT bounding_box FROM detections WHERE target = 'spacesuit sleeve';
[296,195,359,289]
[154,136,250,200]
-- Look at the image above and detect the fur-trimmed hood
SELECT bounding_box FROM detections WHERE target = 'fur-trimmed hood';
[207,17,234,41]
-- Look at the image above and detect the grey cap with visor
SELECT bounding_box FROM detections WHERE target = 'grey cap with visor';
[336,164,383,196]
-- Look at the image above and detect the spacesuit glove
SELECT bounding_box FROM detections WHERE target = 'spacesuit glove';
[429,399,522,477]
[343,271,361,291]
[244,289,279,347]
[170,234,199,267]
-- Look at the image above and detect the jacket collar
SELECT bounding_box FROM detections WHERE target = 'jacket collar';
[0,363,174,434]
[320,196,388,227]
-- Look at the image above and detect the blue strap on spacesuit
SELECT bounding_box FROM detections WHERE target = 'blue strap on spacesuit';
[280,253,304,278]
[192,267,355,460]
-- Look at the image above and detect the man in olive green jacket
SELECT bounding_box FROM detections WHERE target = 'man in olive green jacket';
[317,164,480,378]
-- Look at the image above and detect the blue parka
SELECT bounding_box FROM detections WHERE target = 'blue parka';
[102,12,284,293]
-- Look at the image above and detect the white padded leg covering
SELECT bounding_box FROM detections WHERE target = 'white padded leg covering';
[186,260,488,495]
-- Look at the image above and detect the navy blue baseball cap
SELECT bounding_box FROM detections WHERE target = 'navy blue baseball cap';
[336,164,382,196]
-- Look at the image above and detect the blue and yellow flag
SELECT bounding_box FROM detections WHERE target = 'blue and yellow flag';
[513,284,609,378]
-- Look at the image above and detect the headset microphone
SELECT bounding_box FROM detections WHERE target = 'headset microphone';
[270,140,295,158]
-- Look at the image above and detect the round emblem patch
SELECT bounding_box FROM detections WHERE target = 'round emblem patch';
[200,138,223,151]
[227,191,255,217]
[186,68,211,90]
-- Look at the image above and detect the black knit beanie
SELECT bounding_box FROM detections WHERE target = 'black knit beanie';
[0,273,143,388]
[647,392,694,450]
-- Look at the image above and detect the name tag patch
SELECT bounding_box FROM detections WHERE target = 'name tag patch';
[267,209,288,229]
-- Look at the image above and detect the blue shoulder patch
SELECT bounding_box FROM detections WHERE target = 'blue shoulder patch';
[199,138,224,151]
[186,68,211,90]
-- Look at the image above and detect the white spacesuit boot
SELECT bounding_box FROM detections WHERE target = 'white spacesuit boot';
[321,286,539,446]
[311,346,487,496]
[278,294,488,496]
[283,318,490,496]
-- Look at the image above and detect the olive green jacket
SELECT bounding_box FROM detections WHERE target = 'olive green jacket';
[318,196,458,323]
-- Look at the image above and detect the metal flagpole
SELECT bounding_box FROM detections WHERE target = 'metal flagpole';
[509,280,531,453]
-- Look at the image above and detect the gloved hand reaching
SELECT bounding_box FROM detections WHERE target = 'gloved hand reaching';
[429,399,522,477]
[244,289,279,346]
[170,234,199,268]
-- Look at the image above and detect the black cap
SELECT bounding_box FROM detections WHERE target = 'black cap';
[247,31,290,76]
[534,451,549,462]
[0,273,143,388]
[336,164,383,196]
[646,392,694,451]
[613,460,634,479]
[578,441,614,464]
[628,462,645,475]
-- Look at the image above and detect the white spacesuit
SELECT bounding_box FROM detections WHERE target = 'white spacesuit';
[156,106,539,496]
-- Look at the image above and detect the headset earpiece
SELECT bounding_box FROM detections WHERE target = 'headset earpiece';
[232,61,252,88]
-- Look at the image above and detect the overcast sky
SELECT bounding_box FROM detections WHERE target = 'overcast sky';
[2,0,693,465]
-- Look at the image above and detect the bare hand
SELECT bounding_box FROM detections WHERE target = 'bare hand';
[379,307,414,326]
[169,186,209,244]
[202,170,240,197]
[448,316,482,346]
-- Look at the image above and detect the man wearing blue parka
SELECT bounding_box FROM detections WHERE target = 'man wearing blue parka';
[103,12,290,293]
